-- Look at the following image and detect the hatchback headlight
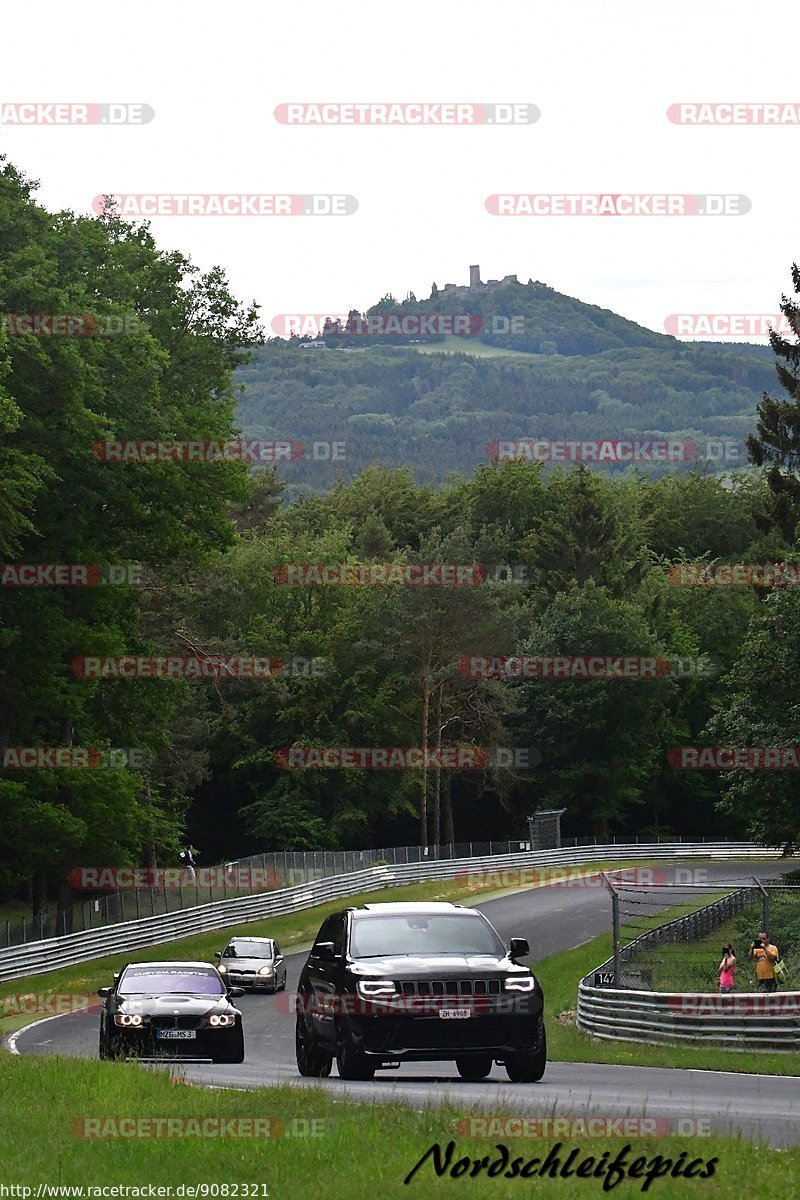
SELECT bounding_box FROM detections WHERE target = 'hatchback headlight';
[356,979,398,999]
[209,1013,235,1027]
[218,965,227,974]
[114,1013,144,1027]
[504,975,536,992]
[258,966,274,975]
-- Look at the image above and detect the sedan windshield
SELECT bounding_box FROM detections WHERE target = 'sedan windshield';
[119,969,224,995]
[350,914,504,958]
[226,941,273,958]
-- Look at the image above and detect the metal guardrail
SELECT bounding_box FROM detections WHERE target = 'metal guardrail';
[0,841,786,984]
[577,881,800,1050]
[5,833,744,948]
[577,986,800,1051]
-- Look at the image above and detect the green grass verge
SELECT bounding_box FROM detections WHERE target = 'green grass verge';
[1,1053,799,1195]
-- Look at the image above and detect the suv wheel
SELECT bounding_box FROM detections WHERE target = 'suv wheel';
[336,1027,375,1081]
[295,1016,332,1078]
[456,1055,493,1080]
[505,1019,546,1083]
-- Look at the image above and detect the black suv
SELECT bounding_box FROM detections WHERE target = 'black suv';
[295,902,545,1082]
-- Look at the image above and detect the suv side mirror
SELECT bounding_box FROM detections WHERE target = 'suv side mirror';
[314,940,336,960]
[96,986,113,997]
[509,937,530,959]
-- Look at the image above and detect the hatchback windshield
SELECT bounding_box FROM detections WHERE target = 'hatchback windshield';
[350,913,504,958]
[225,941,273,958]
[119,969,224,995]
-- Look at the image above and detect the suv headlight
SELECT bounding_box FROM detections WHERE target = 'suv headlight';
[504,975,536,993]
[356,979,398,999]
[258,965,274,975]
[114,1013,144,1027]
[209,1013,235,1027]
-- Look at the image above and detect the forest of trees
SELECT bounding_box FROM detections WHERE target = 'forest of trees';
[2,155,800,927]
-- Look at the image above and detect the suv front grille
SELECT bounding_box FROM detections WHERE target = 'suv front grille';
[396,979,501,997]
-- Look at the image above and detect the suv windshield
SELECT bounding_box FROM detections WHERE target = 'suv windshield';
[119,969,224,995]
[350,913,504,958]
[226,941,273,958]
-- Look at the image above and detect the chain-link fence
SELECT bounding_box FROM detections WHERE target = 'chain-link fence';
[0,835,770,949]
[608,877,800,992]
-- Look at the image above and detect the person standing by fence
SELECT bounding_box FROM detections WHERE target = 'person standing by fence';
[718,944,736,993]
[749,931,779,992]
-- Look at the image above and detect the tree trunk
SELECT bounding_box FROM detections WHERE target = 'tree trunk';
[419,679,431,850]
[55,716,76,935]
[432,684,443,855]
[32,866,49,937]
[443,773,455,848]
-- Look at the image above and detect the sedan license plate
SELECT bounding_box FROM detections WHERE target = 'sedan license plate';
[439,1008,472,1020]
[155,1029,196,1039]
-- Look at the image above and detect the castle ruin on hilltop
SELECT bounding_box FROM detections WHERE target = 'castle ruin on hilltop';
[434,265,519,296]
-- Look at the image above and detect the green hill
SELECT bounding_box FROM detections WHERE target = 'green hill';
[236,276,775,493]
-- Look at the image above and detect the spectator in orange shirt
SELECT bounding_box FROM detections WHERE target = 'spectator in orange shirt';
[748,931,779,992]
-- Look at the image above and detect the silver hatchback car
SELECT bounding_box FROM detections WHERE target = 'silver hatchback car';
[215,936,287,993]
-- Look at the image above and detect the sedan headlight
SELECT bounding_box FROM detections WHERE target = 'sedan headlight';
[258,966,274,976]
[356,979,398,999]
[504,975,536,993]
[209,1013,235,1027]
[114,1013,144,1027]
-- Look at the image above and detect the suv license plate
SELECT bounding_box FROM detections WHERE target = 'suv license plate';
[439,1008,471,1020]
[156,1029,196,1039]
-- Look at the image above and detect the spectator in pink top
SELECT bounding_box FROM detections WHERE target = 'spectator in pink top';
[718,944,736,993]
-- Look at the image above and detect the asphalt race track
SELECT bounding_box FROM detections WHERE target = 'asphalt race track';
[11,861,800,1146]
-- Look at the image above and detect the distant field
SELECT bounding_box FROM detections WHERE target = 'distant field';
[409,336,532,358]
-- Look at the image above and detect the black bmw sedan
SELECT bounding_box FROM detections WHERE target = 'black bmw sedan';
[97,960,245,1062]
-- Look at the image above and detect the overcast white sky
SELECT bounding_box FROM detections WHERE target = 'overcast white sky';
[2,1,797,339]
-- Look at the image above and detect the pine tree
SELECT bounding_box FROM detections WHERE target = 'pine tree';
[746,264,800,541]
